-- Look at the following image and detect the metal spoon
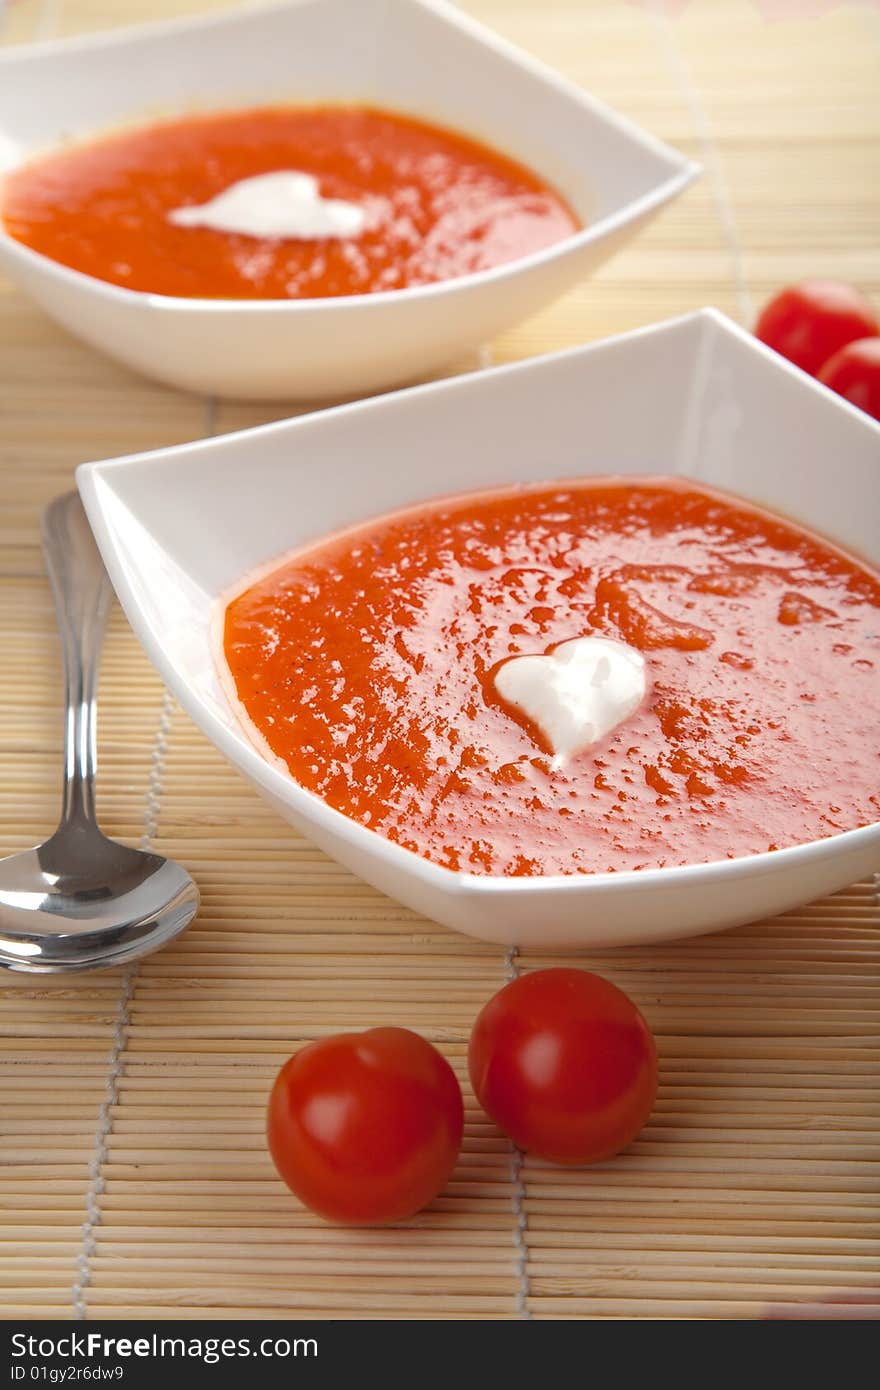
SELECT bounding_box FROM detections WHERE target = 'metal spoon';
[0,492,199,974]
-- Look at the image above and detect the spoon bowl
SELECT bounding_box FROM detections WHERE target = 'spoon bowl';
[0,493,199,974]
[0,833,199,973]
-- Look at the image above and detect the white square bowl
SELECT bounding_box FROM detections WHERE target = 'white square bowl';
[77,310,880,950]
[0,0,697,400]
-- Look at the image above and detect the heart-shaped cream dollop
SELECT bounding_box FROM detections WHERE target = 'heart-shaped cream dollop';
[493,636,648,765]
[168,171,366,240]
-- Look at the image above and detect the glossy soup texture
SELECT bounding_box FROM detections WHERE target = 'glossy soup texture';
[3,105,578,299]
[222,480,880,876]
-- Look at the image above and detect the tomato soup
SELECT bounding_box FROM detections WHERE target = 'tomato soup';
[220,480,880,876]
[2,105,578,299]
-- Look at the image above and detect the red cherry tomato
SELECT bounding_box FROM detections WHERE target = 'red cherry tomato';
[267,1026,463,1224]
[755,280,878,377]
[468,968,657,1166]
[817,337,880,423]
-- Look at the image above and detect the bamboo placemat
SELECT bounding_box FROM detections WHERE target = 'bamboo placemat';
[1,0,878,1320]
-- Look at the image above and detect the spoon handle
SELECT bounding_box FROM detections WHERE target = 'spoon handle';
[42,493,113,828]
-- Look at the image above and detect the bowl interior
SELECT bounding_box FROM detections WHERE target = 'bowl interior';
[79,309,880,772]
[0,0,689,225]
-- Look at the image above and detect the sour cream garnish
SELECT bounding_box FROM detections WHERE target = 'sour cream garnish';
[168,171,366,240]
[494,636,648,766]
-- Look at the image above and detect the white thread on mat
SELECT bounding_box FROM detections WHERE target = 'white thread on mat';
[71,688,177,1321]
[141,692,175,848]
[503,944,532,1319]
[36,0,62,42]
[650,2,754,327]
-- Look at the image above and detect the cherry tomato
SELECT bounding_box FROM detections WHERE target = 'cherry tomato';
[817,337,880,423]
[267,1026,463,1224]
[755,280,878,377]
[468,968,657,1165]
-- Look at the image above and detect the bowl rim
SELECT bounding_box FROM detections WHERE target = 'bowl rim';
[77,307,880,901]
[0,0,700,313]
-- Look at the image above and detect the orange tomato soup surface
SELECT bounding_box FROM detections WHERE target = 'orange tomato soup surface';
[2,105,578,299]
[222,479,880,876]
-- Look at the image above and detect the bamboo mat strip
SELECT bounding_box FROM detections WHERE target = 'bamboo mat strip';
[1,0,879,1321]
